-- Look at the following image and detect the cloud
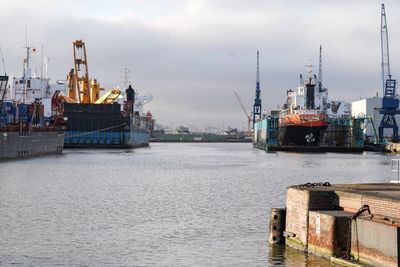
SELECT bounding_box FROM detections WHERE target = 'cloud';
[1,0,400,129]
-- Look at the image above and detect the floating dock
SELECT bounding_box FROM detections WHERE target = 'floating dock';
[272,183,400,266]
[254,116,367,152]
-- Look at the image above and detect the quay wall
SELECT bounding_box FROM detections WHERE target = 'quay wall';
[284,184,400,266]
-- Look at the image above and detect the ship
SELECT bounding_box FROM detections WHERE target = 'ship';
[0,71,65,160]
[58,40,152,148]
[253,51,364,152]
[277,64,329,146]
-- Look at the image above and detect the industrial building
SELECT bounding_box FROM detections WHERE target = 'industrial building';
[351,97,400,139]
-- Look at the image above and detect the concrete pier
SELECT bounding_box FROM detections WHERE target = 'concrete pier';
[282,183,400,266]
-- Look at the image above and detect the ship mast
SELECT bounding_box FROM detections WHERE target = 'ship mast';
[23,28,35,103]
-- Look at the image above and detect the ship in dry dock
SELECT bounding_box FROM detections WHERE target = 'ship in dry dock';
[253,47,365,152]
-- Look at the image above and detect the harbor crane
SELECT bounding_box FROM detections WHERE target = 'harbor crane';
[378,4,399,142]
[71,40,93,103]
[252,50,262,127]
[233,91,252,133]
[67,40,120,104]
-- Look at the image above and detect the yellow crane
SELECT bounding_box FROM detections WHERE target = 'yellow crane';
[233,91,253,134]
[67,40,100,103]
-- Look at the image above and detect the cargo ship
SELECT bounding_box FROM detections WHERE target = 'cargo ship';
[59,40,151,148]
[62,86,151,148]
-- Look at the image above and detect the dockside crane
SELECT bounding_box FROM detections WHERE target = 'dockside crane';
[252,50,262,127]
[72,40,91,103]
[317,45,329,110]
[317,45,323,93]
[378,4,399,142]
[233,91,252,133]
[67,40,118,104]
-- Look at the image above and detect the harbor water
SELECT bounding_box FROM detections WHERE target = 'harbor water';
[0,143,395,266]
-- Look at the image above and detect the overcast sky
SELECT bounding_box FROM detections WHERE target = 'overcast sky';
[1,0,399,130]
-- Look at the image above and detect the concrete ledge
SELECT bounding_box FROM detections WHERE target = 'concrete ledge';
[285,236,307,252]
[308,243,334,258]
[330,257,363,267]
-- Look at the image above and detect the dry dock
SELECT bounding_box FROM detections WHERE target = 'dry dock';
[273,183,400,266]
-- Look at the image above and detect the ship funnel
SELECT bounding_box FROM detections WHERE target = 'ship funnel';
[126,85,135,102]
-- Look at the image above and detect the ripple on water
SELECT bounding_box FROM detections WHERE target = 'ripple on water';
[0,143,392,266]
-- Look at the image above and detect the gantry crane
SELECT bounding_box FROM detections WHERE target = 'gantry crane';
[233,91,252,133]
[378,4,399,142]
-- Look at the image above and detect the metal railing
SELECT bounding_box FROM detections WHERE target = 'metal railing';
[391,159,400,183]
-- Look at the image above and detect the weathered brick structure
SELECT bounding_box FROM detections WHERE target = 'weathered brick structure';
[308,210,352,258]
[284,183,400,266]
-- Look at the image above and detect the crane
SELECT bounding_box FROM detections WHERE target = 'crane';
[252,50,262,127]
[73,40,91,103]
[233,91,252,133]
[67,40,101,103]
[378,4,399,142]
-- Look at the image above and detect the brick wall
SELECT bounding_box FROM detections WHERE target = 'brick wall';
[361,195,400,220]
[308,211,352,259]
[285,188,309,250]
[337,191,400,220]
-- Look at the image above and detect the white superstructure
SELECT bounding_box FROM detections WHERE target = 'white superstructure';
[7,46,67,117]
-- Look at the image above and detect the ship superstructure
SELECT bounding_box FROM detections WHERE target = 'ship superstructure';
[0,47,65,161]
[8,45,67,117]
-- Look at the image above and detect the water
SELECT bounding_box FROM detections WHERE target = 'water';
[0,143,396,266]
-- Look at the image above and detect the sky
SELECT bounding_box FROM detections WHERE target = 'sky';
[1,0,399,131]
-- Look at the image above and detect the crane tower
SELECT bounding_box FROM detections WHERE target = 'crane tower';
[252,50,262,127]
[379,3,399,142]
[73,40,91,103]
